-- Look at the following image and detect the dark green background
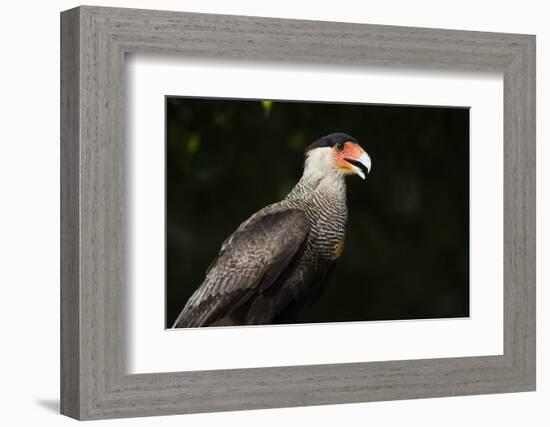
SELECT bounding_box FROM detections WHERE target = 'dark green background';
[166,97,469,327]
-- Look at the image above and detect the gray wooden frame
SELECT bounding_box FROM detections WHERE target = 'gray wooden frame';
[60,5,536,420]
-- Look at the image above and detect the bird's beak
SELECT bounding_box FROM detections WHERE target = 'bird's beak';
[345,151,371,180]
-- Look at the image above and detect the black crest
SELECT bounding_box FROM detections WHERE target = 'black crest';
[305,133,358,152]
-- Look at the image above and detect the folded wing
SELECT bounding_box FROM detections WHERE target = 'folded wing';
[172,208,310,327]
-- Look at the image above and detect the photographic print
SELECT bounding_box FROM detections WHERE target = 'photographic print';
[60,8,535,418]
[166,97,469,328]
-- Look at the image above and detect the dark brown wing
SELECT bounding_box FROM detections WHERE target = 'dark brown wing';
[172,208,309,328]
[244,259,337,325]
[304,260,338,306]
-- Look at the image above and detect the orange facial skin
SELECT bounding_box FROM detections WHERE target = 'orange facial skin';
[332,141,365,173]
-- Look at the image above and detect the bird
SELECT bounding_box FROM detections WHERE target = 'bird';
[172,132,371,328]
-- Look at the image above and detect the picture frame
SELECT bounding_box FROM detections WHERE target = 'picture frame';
[60,5,536,420]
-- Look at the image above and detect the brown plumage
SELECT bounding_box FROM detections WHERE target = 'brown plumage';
[172,133,371,327]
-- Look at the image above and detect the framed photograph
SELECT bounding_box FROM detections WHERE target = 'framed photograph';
[61,6,536,420]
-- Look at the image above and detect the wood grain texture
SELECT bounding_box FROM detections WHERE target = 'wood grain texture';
[60,7,81,419]
[60,5,536,420]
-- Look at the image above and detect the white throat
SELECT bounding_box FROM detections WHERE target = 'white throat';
[301,148,346,194]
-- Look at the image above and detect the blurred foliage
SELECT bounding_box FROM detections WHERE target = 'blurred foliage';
[165,96,469,327]
[261,100,273,117]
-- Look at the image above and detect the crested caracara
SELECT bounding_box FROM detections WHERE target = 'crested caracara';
[172,132,371,327]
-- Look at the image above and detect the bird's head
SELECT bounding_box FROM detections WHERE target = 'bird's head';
[304,133,371,180]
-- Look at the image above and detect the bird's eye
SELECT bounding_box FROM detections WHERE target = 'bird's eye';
[336,142,345,151]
